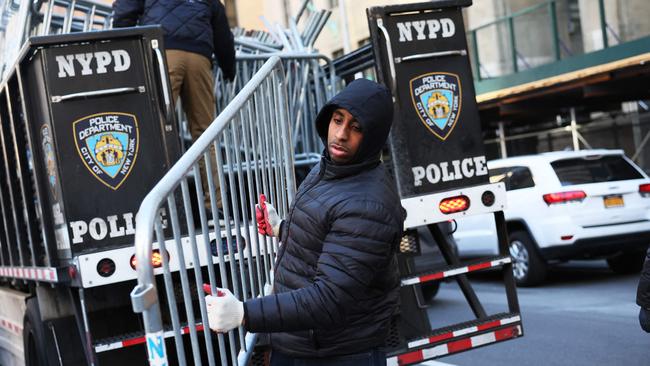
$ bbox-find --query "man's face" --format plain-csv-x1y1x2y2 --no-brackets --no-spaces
327,108,363,164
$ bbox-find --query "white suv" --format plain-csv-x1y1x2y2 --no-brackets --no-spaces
453,149,650,286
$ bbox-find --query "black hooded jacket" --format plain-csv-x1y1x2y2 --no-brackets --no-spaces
243,79,404,357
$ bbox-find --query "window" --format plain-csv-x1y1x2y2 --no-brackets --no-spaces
331,48,344,60
489,166,535,191
358,38,370,47
551,155,643,186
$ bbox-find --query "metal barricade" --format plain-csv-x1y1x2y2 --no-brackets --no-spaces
39,0,112,35
131,56,296,366
212,54,336,169
173,0,338,168
0,0,111,77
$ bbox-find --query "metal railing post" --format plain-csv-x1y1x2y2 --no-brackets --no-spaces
470,30,481,81
508,16,518,72
498,121,507,158
570,107,579,151
549,1,560,61
598,0,608,48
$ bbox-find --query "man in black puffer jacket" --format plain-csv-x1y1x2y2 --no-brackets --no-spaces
637,247,650,332
206,79,404,365
112,0,235,210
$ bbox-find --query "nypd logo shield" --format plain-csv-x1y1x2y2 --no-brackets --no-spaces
73,112,139,190
410,72,462,140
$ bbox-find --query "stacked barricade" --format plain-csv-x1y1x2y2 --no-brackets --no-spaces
175,0,338,168
131,56,295,366
0,0,111,77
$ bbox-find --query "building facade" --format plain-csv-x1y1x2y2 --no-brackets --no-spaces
230,0,650,172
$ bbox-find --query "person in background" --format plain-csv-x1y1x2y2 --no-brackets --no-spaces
205,78,404,366
637,247,650,332
112,0,236,211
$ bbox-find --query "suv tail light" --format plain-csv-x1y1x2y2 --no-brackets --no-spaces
543,190,586,205
439,195,470,214
640,183,650,197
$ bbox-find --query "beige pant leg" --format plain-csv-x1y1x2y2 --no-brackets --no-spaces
165,50,185,105
178,51,222,211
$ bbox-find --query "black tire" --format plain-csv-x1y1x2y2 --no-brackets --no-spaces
508,230,547,287
23,298,49,366
607,251,645,274
420,281,440,300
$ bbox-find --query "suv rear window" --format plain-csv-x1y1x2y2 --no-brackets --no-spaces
489,166,535,191
551,155,643,186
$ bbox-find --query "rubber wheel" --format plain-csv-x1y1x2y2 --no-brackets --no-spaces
23,298,48,366
508,230,546,287
421,281,440,301
607,251,645,274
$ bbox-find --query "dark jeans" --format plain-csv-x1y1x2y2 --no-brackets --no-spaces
270,349,387,366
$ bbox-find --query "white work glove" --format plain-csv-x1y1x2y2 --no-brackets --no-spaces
205,288,244,333
255,194,282,237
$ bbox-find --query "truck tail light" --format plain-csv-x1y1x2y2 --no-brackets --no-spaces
96,258,116,277
439,195,470,214
639,183,650,197
130,250,166,270
543,190,586,205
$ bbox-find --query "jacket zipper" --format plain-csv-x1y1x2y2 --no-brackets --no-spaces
273,165,325,277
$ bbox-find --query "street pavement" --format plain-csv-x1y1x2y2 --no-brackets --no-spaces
421,260,649,366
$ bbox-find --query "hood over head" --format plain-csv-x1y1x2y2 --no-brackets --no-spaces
315,78,394,164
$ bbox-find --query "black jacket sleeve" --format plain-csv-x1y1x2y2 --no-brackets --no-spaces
112,0,144,28
637,247,650,308
243,199,400,333
211,1,236,81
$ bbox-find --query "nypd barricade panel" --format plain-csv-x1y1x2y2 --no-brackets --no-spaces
21,27,181,257
369,3,489,199
367,4,523,363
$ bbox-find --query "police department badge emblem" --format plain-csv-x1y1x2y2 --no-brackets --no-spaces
410,72,462,140
73,112,139,190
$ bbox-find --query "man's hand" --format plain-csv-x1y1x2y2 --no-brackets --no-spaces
255,194,281,237
205,287,244,333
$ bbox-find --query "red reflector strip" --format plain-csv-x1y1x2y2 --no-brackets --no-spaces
467,261,492,271
419,272,444,283
388,324,522,366
427,332,453,344
447,338,472,353
477,320,502,331
397,350,424,365
407,315,520,349
121,337,146,348
0,266,59,283
95,323,207,353
401,257,511,286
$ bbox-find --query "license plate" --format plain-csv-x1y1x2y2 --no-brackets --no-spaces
604,195,624,208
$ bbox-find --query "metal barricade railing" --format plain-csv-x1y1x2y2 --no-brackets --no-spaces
39,0,112,35
0,0,111,77
172,0,338,169
131,56,296,366
212,53,335,168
